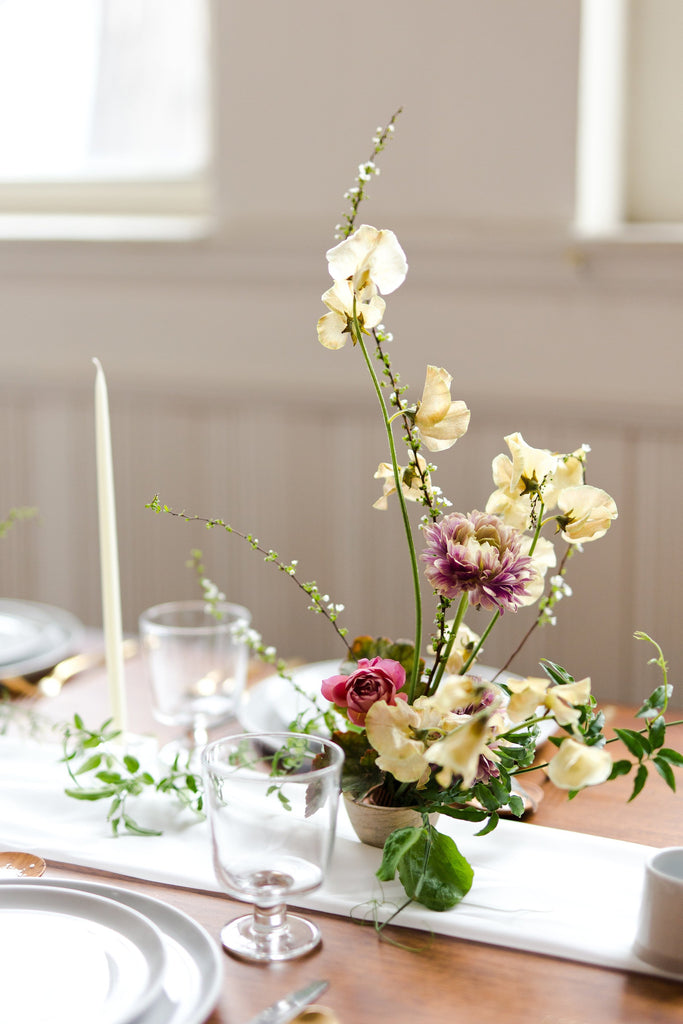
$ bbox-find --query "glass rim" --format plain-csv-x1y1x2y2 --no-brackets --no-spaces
139,599,251,635
201,732,344,780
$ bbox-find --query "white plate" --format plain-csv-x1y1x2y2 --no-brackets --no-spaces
239,660,557,746
0,599,83,678
0,884,166,1024
10,879,223,1024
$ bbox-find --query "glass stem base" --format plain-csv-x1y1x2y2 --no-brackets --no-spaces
220,903,321,962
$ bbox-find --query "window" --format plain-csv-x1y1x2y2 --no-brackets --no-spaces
0,0,211,218
575,0,683,236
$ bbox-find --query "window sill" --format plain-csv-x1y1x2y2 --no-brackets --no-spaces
571,221,683,247
0,213,214,242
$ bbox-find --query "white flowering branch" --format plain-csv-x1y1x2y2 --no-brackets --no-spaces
146,496,352,653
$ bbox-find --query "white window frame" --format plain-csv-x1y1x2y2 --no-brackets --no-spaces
575,0,683,241
0,0,214,241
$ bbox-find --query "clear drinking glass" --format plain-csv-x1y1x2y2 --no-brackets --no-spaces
139,600,251,762
202,732,343,961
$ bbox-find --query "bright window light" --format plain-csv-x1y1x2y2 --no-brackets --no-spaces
0,0,210,183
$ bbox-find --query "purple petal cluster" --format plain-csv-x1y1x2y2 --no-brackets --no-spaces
421,510,534,612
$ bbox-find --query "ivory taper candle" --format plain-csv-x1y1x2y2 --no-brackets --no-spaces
93,358,127,733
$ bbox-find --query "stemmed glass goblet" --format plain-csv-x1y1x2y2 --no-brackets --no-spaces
202,732,343,961
139,600,251,764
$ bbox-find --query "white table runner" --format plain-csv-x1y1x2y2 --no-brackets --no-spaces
0,734,680,982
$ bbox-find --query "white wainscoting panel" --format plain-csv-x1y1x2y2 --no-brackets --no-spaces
1,380,680,709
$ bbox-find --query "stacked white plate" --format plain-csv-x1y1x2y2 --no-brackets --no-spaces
0,879,222,1024
0,599,84,679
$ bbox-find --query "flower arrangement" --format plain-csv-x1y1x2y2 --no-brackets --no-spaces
151,111,682,912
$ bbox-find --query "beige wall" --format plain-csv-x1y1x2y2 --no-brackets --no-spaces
1,2,681,705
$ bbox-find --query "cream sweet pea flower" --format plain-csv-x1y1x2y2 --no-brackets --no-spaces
317,278,386,350
373,455,431,510
517,535,557,607
553,448,587,493
505,676,550,724
444,622,481,675
326,224,408,295
556,486,618,544
485,433,556,530
544,677,592,728
486,436,590,530
546,737,612,790
414,366,470,452
506,432,559,497
425,674,502,717
485,477,533,532
365,699,430,785
428,713,499,789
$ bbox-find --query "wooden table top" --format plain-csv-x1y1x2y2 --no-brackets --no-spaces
11,656,683,1024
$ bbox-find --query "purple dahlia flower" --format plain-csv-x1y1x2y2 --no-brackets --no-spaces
421,510,534,612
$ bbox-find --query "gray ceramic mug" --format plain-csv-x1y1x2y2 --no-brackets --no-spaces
633,847,683,974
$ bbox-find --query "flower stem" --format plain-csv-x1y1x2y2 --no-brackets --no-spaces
427,594,468,696
354,326,423,700
461,610,500,675
145,496,352,652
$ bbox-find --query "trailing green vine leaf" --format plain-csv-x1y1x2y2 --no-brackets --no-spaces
377,821,474,911
62,715,204,837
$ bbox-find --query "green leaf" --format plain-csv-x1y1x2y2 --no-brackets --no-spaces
436,804,488,822
334,729,383,799
123,755,140,773
96,770,124,785
614,728,650,760
396,827,474,911
608,759,633,780
64,786,117,801
653,756,676,792
507,794,525,819
474,812,500,836
657,747,683,766
472,783,500,813
540,660,575,687
73,713,84,730
648,715,666,751
636,685,673,719
376,826,423,882
123,815,162,837
75,754,102,775
628,763,648,802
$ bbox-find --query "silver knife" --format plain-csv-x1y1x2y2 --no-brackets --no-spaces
245,980,329,1024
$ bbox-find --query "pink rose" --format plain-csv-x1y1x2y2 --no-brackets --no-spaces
321,657,407,726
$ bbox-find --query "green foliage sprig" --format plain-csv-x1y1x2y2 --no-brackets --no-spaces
147,494,351,648
0,506,38,538
62,715,204,836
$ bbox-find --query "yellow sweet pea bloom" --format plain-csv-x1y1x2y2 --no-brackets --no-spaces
317,279,385,350
546,737,612,790
506,676,550,724
373,455,431,510
365,699,430,785
517,535,557,607
428,714,499,790
556,486,618,544
414,365,470,453
443,622,480,675
326,224,408,295
544,677,592,728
